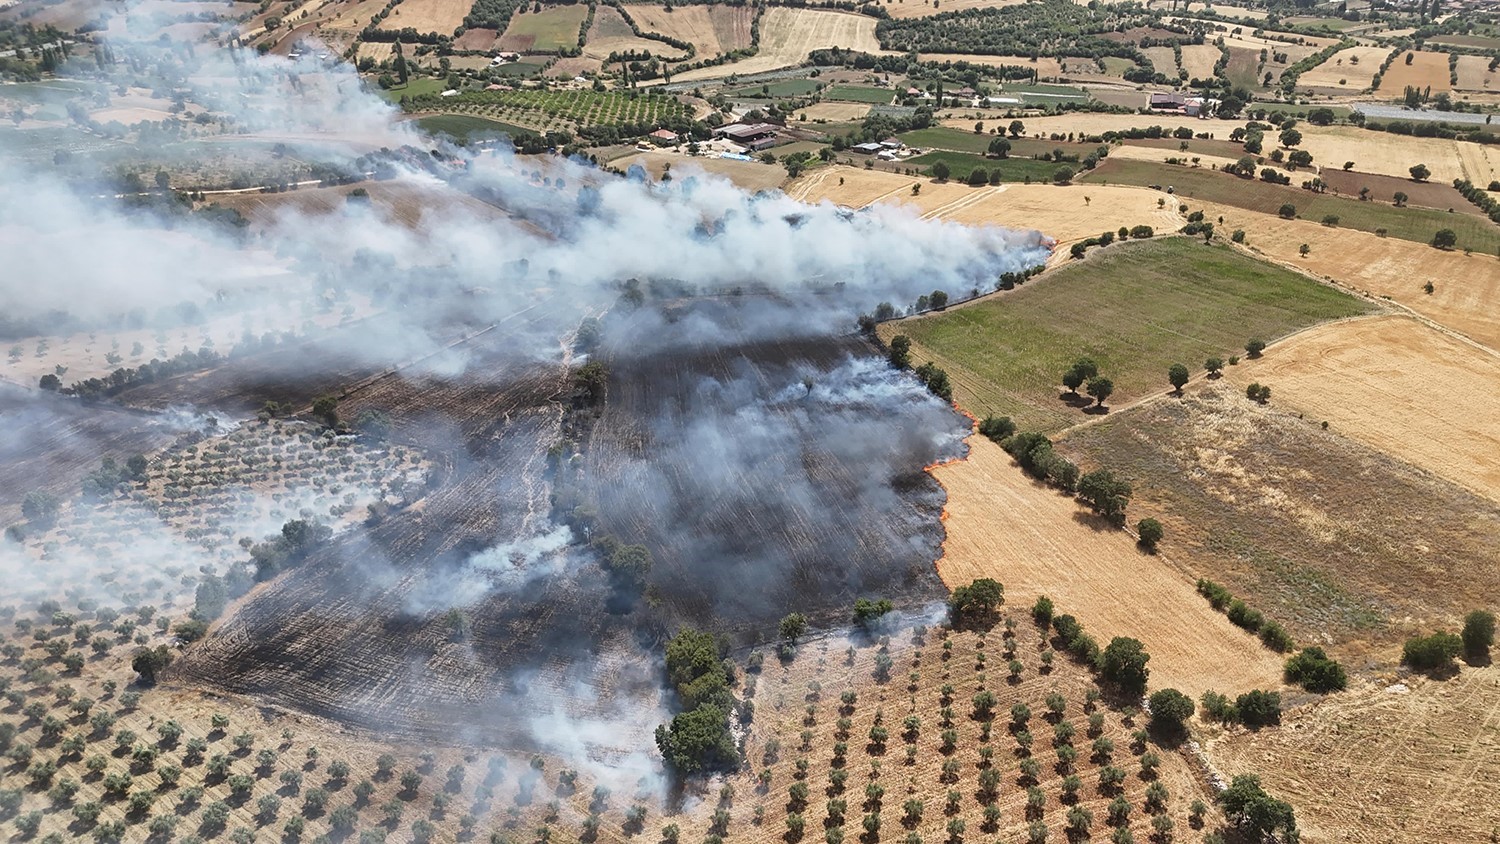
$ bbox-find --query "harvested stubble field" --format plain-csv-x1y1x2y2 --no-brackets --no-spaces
1176,43,1222,80
1060,380,1500,660
1293,124,1500,185
583,4,666,60
788,165,1180,244
1210,664,1500,843
497,3,588,52
1083,158,1500,254
1296,45,1390,90
212,178,515,232
671,8,883,81
879,238,1370,432
626,3,750,60
938,112,1244,140
793,102,872,122
737,617,1226,844
920,54,1064,77
1453,53,1498,91
1375,49,1452,96
614,150,789,193
378,0,470,34
1223,315,1500,505
931,436,1286,697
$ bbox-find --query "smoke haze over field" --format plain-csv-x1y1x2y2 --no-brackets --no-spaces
0,11,1052,784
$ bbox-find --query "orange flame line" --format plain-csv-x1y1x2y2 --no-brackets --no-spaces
924,401,979,568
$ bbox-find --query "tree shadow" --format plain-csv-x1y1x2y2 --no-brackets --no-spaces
1058,392,1092,407
1081,404,1110,416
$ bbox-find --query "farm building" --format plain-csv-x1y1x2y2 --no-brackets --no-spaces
1149,92,1186,111
649,129,679,145
715,123,782,151
879,138,903,150
852,142,885,154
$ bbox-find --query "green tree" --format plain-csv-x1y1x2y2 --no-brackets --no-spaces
1205,357,1224,376
1461,609,1495,659
888,335,911,370
931,161,951,181
1245,338,1266,358
948,578,1003,623
1277,203,1296,219
1135,518,1163,550
1235,689,1281,728
1077,470,1131,521
1100,637,1150,695
1085,376,1113,407
1146,688,1193,732
987,137,1011,158
130,646,172,685
311,395,339,427
1167,363,1189,393
1409,163,1430,181
1432,229,1457,249
1219,775,1296,840
779,613,808,643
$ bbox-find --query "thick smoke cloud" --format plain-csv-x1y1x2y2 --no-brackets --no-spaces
0,12,1050,789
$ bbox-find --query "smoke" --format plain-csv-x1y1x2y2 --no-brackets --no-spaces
0,9,1052,792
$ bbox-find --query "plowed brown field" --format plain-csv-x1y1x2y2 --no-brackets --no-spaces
671,8,882,81
931,435,1286,698
1224,315,1500,504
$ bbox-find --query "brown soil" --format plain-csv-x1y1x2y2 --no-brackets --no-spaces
1317,167,1480,214
1375,50,1453,96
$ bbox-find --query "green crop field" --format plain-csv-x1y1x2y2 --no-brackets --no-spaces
374,77,448,102
898,127,994,154
729,78,821,97
1082,159,1500,254
886,238,1371,432
499,4,587,52
414,114,534,142
824,85,895,104
908,150,1069,183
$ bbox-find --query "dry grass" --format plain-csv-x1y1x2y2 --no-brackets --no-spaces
1143,46,1178,78
1293,124,1495,184
932,435,1287,698
1209,665,1500,843
1177,44,1222,80
583,4,663,60
1375,50,1452,96
792,102,872,122
613,151,789,193
672,8,883,81
1223,315,1500,504
1453,54,1498,91
1060,380,1500,659
939,112,1246,140
627,4,732,59
882,0,1029,18
787,165,1180,244
921,54,1064,77
379,0,469,34
1297,45,1391,90
497,3,588,51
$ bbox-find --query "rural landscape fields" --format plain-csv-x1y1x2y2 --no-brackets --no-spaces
3,0,1500,839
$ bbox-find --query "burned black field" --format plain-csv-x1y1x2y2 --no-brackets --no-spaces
151,308,965,745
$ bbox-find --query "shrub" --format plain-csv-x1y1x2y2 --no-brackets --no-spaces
1099,638,1149,696
1226,600,1263,632
1258,621,1293,653
1461,610,1495,658
977,416,1015,443
1277,203,1296,219
1402,632,1462,671
1284,647,1347,693
1234,690,1281,728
